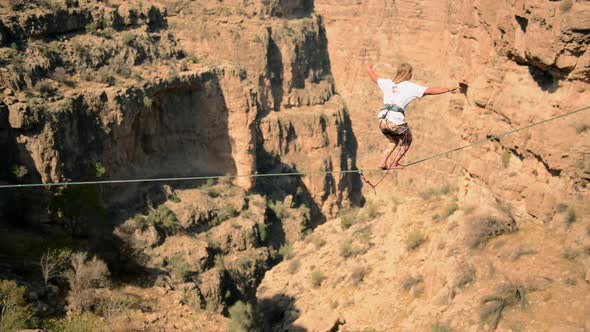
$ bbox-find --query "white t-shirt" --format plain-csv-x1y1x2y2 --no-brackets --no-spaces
376,78,427,124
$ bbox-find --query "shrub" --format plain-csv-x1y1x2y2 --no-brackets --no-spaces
97,66,115,85
562,247,579,261
44,312,107,332
438,183,451,195
12,165,28,180
365,200,378,219
0,280,33,331
444,204,459,219
40,248,72,286
257,223,268,243
501,150,511,168
65,252,110,312
51,67,71,85
431,323,453,332
407,231,425,251
453,265,476,289
95,162,106,178
135,206,179,235
85,22,98,34
167,194,181,203
310,270,326,288
168,255,189,283
465,215,517,249
210,204,239,226
341,215,353,229
227,301,254,332
402,275,423,291
214,255,225,271
35,80,55,96
279,243,293,260
269,201,289,220
99,294,130,328
122,33,135,45
565,207,576,226
351,266,366,286
340,239,361,258
480,283,528,330
187,55,199,64
236,257,253,270
143,96,153,108
288,259,300,274
309,235,326,248
208,188,220,198
79,68,93,82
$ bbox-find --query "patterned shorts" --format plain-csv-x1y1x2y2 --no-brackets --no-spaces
379,120,413,146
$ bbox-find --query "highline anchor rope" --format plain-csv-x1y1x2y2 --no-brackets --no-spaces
1,105,589,190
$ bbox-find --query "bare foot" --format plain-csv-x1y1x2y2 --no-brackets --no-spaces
378,163,388,170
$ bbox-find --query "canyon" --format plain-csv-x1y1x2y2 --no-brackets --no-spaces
0,0,588,331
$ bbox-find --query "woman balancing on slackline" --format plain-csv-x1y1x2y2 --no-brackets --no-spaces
366,63,459,170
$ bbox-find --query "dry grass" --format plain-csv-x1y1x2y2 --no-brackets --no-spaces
288,259,300,274
453,264,476,289
480,283,529,330
351,266,367,286
310,270,326,288
65,252,110,313
340,239,362,258
402,275,423,291
407,230,425,251
465,215,517,249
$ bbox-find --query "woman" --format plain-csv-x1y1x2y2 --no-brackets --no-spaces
366,63,458,170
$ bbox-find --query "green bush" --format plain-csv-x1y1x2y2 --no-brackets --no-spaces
402,275,423,291
208,188,220,198
431,323,453,332
0,280,33,331
85,22,98,34
35,80,55,96
95,162,106,178
227,301,254,332
122,33,135,45
279,243,293,260
269,200,289,220
167,194,181,203
43,312,107,332
143,96,153,108
168,255,189,283
11,165,28,180
309,235,326,248
341,215,353,229
97,66,115,86
257,223,268,243
340,239,361,258
565,207,576,226
501,150,512,168
135,206,179,235
444,204,459,218
310,270,326,288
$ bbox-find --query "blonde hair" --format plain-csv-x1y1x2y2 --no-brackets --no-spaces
392,63,413,83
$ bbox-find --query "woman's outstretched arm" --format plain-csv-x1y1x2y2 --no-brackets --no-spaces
424,86,458,95
366,64,379,84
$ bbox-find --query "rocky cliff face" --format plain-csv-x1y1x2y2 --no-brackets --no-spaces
0,0,360,329
256,1,590,331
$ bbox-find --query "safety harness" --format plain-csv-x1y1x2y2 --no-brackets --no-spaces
361,104,410,194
